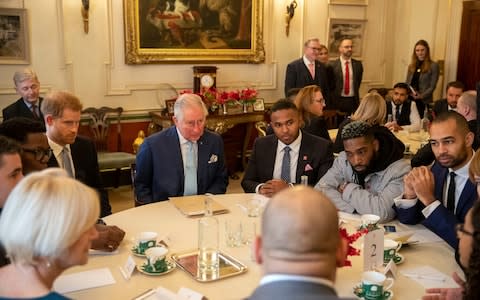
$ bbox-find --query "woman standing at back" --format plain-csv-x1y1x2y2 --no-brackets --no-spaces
406,39,439,116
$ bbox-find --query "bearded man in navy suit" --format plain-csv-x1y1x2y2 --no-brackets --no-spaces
135,93,228,203
394,111,476,249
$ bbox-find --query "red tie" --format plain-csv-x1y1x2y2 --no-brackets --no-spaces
344,61,350,95
308,63,315,78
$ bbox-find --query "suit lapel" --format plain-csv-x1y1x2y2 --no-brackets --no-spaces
434,166,447,201
267,137,279,178
197,134,210,192
167,128,185,193
458,181,476,215
296,135,310,183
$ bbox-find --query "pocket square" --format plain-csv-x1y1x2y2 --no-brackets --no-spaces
304,163,313,171
208,154,218,164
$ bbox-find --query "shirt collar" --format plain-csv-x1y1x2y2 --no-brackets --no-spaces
340,56,350,64
303,55,315,66
176,127,195,145
22,99,38,109
260,274,336,291
277,131,302,153
47,137,71,157
449,150,475,178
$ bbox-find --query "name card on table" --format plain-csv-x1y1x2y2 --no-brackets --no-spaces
363,228,384,271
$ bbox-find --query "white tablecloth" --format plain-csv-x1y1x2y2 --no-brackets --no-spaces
62,193,461,300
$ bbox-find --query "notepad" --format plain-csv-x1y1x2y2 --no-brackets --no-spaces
169,195,229,217
53,268,115,293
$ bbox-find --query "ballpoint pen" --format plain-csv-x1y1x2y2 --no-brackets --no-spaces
133,288,155,300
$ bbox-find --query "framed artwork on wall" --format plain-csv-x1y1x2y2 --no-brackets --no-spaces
327,18,366,58
164,98,176,116
328,0,368,5
0,8,29,64
123,0,265,64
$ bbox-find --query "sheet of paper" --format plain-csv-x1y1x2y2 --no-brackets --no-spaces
53,268,115,294
409,229,443,244
401,266,460,289
178,287,204,300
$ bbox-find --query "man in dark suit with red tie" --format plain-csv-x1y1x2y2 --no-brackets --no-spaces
284,38,332,108
329,38,363,115
2,69,44,125
394,111,476,249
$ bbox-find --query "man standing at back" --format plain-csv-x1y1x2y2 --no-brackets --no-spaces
394,111,476,248
2,69,44,125
284,38,332,107
249,186,348,300
330,38,363,115
42,90,112,217
135,93,228,203
242,100,333,197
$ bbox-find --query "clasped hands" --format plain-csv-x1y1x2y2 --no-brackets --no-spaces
403,166,436,206
259,179,290,198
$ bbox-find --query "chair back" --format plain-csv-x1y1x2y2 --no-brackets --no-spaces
323,109,340,129
82,107,123,152
255,121,268,137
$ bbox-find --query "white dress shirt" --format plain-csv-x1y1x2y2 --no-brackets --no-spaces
48,138,76,177
176,128,198,170
391,101,421,132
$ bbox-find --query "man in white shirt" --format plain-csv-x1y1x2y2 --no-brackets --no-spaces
249,186,348,300
241,100,333,197
394,111,476,249
385,82,421,132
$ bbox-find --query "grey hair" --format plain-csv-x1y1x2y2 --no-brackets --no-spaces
173,93,208,121
341,120,372,140
304,38,320,47
459,91,477,111
13,68,39,86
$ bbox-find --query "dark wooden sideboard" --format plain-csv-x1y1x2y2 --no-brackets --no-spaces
149,111,265,177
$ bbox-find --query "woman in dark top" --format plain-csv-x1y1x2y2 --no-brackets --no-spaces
333,92,386,153
294,85,330,140
406,40,439,116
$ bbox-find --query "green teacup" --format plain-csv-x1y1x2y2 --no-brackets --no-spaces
362,271,394,300
144,246,168,273
134,231,157,255
383,239,402,265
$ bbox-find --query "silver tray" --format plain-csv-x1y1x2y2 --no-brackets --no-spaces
171,249,247,282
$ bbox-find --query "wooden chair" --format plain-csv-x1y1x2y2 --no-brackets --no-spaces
82,107,136,188
323,109,340,129
254,121,268,137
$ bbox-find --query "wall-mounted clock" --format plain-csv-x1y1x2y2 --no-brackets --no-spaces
193,66,217,93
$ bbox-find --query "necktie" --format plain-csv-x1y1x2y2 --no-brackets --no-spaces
281,146,291,183
183,141,197,196
447,172,456,212
344,61,350,95
395,105,401,122
62,147,74,178
308,63,315,78
31,104,39,119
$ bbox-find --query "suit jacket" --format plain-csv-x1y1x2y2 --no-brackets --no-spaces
2,97,45,125
135,127,228,203
48,136,111,217
386,100,412,126
241,131,334,192
394,162,476,248
248,280,342,300
432,99,449,117
330,58,363,102
284,58,332,107
406,61,440,104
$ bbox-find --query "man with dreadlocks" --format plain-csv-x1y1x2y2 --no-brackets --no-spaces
315,121,410,222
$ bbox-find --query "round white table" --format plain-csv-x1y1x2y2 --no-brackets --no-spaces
63,193,461,299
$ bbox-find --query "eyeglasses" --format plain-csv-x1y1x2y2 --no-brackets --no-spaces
308,47,321,51
314,98,326,105
22,147,53,161
456,223,475,237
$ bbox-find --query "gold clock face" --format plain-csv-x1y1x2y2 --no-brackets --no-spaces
200,74,214,88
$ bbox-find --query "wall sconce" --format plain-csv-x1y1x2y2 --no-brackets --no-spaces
285,0,297,37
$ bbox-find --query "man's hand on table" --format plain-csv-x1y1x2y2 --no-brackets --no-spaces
91,224,126,252
385,121,403,132
259,179,289,198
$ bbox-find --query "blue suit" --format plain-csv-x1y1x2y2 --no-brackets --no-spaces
395,162,476,248
135,127,228,203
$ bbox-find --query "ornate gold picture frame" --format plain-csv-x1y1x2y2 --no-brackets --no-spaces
0,8,30,64
123,0,265,64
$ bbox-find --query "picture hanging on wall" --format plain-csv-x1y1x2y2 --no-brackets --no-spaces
328,0,368,5
0,8,29,64
123,0,265,64
327,18,366,58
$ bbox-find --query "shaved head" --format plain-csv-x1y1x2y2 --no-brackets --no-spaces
257,186,342,279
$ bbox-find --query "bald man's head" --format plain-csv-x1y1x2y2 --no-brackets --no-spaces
260,186,340,273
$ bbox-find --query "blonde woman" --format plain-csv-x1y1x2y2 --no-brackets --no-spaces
294,85,330,141
0,168,99,299
333,92,387,152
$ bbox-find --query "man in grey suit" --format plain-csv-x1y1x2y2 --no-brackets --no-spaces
249,186,349,300
241,100,333,197
330,38,363,114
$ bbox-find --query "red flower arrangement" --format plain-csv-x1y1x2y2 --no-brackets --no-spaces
179,88,258,112
339,227,369,267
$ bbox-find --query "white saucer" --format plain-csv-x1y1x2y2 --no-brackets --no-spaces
353,282,394,300
137,259,175,276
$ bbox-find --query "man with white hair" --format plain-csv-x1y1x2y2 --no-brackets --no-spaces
3,68,44,125
135,93,228,203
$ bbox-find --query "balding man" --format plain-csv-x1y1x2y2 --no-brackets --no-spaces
135,93,228,203
249,186,348,300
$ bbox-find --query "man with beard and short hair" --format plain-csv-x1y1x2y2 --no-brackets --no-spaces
385,82,421,132
316,121,410,222
394,111,476,248
432,81,465,117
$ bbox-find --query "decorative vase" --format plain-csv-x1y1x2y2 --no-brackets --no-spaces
242,103,248,113
222,104,228,115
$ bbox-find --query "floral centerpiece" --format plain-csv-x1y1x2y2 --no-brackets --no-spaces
179,88,258,114
339,227,369,267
